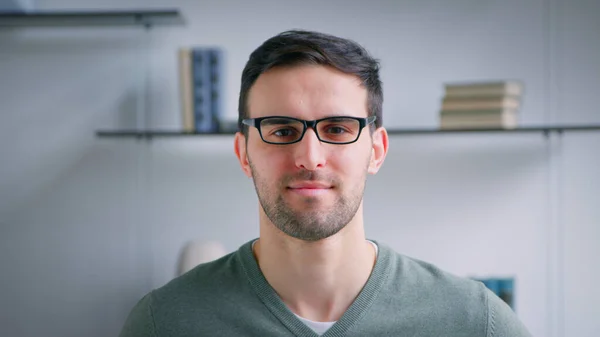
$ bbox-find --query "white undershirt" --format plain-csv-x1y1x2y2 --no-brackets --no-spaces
294,315,337,335
252,239,379,335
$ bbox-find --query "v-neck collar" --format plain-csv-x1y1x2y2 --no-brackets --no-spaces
237,238,392,337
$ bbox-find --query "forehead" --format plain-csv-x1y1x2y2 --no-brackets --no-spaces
247,65,368,120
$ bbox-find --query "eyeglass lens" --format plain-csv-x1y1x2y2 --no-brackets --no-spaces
260,117,361,144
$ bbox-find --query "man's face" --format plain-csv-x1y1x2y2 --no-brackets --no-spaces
236,65,384,242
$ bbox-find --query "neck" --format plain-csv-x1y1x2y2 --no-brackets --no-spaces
253,204,376,322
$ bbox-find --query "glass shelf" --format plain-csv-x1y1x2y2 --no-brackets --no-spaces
0,9,184,27
95,125,600,139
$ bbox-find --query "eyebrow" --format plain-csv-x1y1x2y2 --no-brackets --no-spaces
324,116,356,122
261,118,298,125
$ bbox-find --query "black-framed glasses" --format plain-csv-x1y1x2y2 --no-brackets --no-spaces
242,115,376,145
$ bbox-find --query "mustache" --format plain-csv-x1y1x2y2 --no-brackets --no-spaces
282,170,338,186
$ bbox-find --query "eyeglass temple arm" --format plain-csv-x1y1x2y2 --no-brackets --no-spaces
242,119,257,127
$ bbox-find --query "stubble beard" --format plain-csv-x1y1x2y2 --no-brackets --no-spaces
249,159,368,242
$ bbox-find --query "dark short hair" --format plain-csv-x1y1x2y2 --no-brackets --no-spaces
238,29,383,135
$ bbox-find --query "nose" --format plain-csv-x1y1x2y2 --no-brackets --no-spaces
294,128,326,171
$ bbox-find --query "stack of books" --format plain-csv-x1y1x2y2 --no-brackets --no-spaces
178,47,224,133
439,81,524,130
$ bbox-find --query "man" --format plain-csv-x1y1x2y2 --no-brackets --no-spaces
119,30,532,337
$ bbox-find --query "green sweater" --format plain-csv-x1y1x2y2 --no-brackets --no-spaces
119,239,531,337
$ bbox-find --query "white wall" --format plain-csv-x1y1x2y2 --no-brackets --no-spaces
0,0,598,336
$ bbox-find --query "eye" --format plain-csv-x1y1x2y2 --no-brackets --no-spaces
273,128,298,137
324,125,349,134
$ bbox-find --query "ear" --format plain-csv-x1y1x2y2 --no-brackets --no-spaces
234,132,253,178
368,127,389,175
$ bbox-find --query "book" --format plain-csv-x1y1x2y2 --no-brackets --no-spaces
191,48,215,132
178,49,194,132
208,48,223,132
444,80,524,98
440,110,518,129
439,108,517,116
178,47,224,133
438,80,524,129
441,96,520,111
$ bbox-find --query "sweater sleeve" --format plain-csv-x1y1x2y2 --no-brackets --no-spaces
119,292,158,337
485,287,532,337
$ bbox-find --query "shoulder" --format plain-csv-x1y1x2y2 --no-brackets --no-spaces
378,242,485,302
119,291,157,337
119,251,245,337
151,250,242,304
375,242,531,336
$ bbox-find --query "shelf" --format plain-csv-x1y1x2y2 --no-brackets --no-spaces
0,9,184,27
385,125,600,135
97,130,235,138
96,125,600,139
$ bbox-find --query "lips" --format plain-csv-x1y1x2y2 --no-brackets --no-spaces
287,181,332,189
286,182,332,197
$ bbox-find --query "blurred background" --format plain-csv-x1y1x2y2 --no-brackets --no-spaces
0,0,598,336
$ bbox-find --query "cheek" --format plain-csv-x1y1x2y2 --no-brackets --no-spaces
329,149,369,178
250,146,288,178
